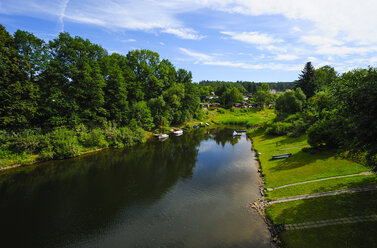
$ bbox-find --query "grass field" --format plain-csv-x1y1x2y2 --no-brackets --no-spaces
250,133,371,188
248,124,377,248
266,174,377,200
266,190,377,224
210,108,275,126
280,222,377,248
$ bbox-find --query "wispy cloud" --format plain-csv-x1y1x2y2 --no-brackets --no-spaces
275,54,299,61
221,31,283,45
179,48,212,61
162,27,205,40
58,0,70,32
180,47,301,71
300,36,344,46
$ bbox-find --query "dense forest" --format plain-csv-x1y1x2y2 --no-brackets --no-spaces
0,24,203,161
0,24,202,130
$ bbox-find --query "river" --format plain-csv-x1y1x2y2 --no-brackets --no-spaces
0,127,270,248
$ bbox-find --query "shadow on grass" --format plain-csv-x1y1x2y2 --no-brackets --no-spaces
275,135,307,147
280,221,377,248
269,150,335,172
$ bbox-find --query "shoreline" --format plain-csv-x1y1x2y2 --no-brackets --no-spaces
251,146,284,248
0,147,109,172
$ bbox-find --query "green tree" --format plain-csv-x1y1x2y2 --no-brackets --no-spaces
129,101,154,130
0,25,39,128
254,83,272,108
100,54,129,124
39,33,107,126
220,87,243,108
275,88,306,115
295,61,315,98
13,30,48,83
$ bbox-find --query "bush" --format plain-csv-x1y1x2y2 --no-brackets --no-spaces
266,122,293,136
79,128,108,148
9,129,41,154
217,108,225,114
49,127,80,159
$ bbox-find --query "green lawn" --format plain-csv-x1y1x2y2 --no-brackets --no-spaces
280,222,377,248
210,108,275,127
250,134,371,188
266,190,377,224
266,174,377,200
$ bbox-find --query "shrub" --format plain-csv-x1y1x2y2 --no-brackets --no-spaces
266,122,293,136
9,129,41,154
79,128,108,148
217,108,225,114
49,127,80,159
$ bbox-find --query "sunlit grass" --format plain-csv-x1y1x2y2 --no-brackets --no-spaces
250,134,371,188
266,190,377,224
266,174,377,200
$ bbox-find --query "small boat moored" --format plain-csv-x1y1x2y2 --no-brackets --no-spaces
232,131,242,136
236,129,247,132
157,133,169,140
173,129,183,136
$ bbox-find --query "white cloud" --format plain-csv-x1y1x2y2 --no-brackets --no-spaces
300,36,344,46
275,54,299,61
124,39,136,42
316,45,377,56
162,28,205,40
179,48,212,61
180,47,301,71
221,31,283,45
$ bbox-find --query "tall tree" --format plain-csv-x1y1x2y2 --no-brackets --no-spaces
0,25,39,128
296,62,315,98
100,54,129,125
13,30,48,83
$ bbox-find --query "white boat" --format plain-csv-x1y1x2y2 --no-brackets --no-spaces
157,133,169,139
232,131,241,136
173,129,183,136
156,119,169,141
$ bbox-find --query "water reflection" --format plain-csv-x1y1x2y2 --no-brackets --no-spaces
0,128,269,248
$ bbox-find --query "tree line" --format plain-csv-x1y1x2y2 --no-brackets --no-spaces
198,80,294,94
0,24,202,131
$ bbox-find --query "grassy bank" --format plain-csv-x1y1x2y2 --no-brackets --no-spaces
248,128,377,247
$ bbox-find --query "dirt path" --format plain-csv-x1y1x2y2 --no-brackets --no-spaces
284,215,377,230
267,171,374,191
268,184,377,204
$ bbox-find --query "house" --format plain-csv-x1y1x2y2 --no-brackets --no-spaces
211,102,221,108
233,102,248,109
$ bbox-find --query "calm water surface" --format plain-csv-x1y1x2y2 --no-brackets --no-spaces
0,128,270,248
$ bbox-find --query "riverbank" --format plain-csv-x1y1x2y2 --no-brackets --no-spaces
0,108,274,171
248,128,377,247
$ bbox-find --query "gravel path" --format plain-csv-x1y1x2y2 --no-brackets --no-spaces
284,215,377,230
267,171,374,191
268,184,377,204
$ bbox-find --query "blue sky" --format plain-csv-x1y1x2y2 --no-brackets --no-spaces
1,0,377,82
